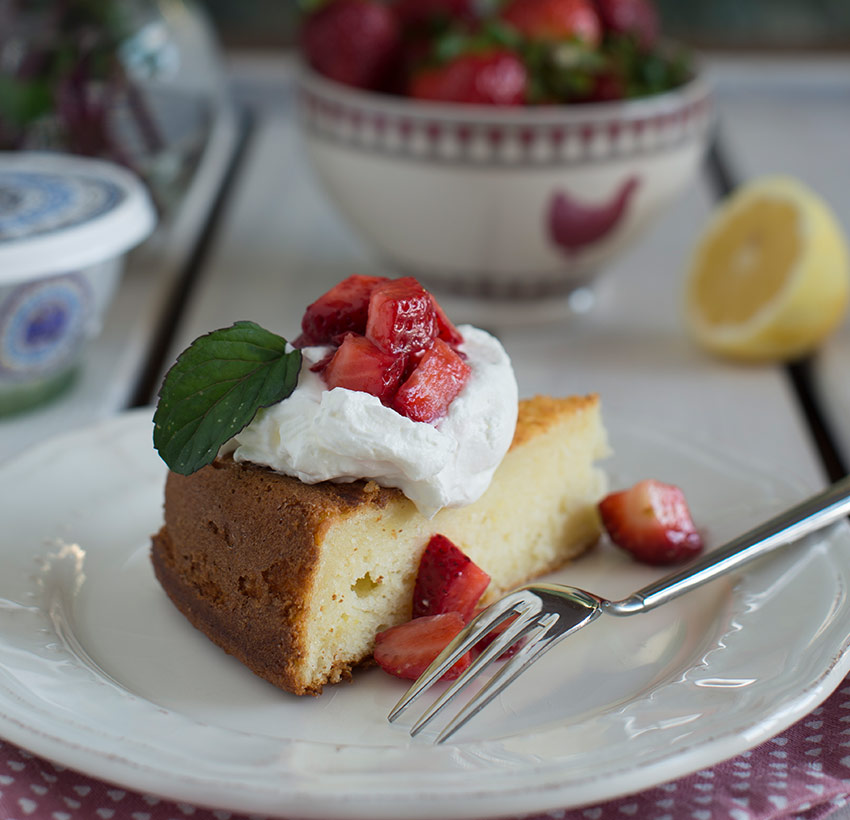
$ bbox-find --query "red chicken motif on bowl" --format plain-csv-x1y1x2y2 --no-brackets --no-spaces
547,175,640,255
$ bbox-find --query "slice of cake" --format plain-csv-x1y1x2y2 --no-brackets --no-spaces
150,275,609,695
151,393,608,695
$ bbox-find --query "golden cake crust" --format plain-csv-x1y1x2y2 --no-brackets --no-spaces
151,461,399,693
151,394,605,695
509,393,599,449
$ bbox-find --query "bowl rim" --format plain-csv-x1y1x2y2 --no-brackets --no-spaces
294,46,711,126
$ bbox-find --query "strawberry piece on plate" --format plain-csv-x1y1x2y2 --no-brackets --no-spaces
501,0,601,45
298,274,388,347
473,612,526,660
393,338,471,423
598,479,703,565
413,534,491,620
409,50,528,105
322,333,405,402
373,612,472,680
366,277,437,355
301,0,402,90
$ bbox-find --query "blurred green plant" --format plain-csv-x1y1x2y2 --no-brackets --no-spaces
1,0,229,215
0,0,168,166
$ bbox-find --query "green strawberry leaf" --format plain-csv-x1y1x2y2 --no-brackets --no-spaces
430,19,523,66
153,321,302,475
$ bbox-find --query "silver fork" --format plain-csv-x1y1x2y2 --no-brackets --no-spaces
388,474,850,743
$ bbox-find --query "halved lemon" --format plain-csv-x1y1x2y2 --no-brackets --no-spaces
685,176,849,362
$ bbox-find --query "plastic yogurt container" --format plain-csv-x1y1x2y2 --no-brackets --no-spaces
0,153,156,415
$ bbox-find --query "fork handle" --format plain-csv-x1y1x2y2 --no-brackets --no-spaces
604,474,850,616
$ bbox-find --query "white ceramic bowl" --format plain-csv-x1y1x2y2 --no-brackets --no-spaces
296,58,712,318
0,153,155,415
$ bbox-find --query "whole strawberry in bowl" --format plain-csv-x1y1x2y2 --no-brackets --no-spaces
300,0,402,91
296,0,712,323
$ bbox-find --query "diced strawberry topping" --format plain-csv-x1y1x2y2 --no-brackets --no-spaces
308,348,336,373
413,534,491,621
430,295,464,346
393,338,471,423
321,333,406,402
299,274,470,423
366,277,437,355
373,612,472,681
400,347,427,382
598,479,703,566
298,274,388,347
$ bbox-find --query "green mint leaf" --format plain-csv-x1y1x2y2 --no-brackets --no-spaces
153,321,302,476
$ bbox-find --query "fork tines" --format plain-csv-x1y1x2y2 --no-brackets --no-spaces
387,589,552,743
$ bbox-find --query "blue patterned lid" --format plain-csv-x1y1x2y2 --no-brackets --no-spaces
0,152,156,283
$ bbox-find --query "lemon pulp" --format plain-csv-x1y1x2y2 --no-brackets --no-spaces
686,176,849,362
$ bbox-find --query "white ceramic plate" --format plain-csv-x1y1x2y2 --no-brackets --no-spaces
1,410,849,820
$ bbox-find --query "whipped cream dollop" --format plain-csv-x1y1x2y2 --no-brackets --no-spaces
229,325,518,518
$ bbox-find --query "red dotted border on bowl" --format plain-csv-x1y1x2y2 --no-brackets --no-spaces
298,86,713,167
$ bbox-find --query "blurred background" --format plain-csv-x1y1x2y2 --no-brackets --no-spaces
1,0,847,416
199,0,850,50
